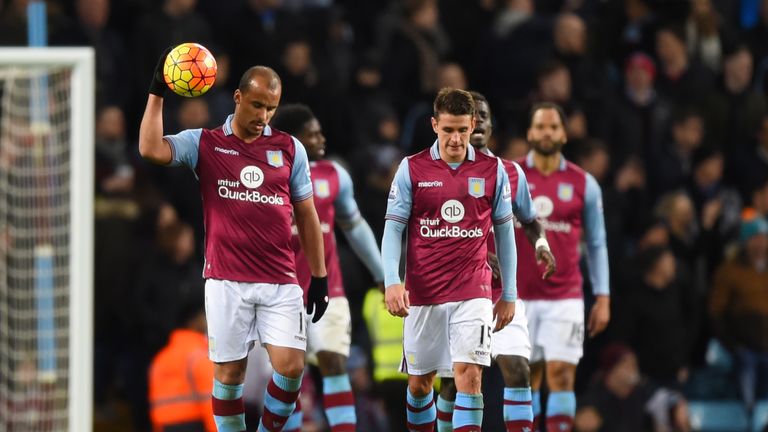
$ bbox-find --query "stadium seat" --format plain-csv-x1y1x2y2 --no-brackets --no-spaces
688,400,749,431
753,400,768,432
705,339,733,370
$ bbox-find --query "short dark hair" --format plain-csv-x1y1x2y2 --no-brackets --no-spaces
529,102,567,128
536,59,568,83
238,66,281,93
469,90,491,114
270,104,315,135
670,107,702,126
433,88,475,118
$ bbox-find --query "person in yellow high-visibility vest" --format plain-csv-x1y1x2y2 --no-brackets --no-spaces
363,288,408,432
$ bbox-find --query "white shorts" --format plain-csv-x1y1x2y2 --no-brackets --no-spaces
490,299,532,360
525,299,584,364
205,279,306,363
306,297,352,364
401,298,493,377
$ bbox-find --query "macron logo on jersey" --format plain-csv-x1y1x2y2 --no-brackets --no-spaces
214,146,239,156
417,180,443,188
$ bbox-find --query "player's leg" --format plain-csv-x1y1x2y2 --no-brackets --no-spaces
528,362,545,432
544,360,577,432
449,298,493,432
537,299,585,432
312,297,356,432
492,300,534,432
402,304,450,431
408,372,438,432
206,279,257,432
437,377,457,432
255,283,308,432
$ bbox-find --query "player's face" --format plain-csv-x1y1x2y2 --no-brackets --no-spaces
298,118,326,161
233,77,281,139
471,100,492,149
528,108,567,156
432,113,476,163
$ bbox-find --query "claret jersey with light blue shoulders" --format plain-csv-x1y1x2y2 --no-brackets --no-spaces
163,114,313,284
384,142,515,305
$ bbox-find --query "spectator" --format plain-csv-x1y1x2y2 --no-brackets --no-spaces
655,25,714,107
730,114,768,199
614,247,696,388
575,343,690,432
709,215,768,412
148,302,215,432
704,45,767,153
685,0,729,74
601,52,673,168
649,109,705,197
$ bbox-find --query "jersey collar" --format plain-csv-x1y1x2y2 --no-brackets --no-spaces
223,114,272,137
430,140,476,161
526,150,566,171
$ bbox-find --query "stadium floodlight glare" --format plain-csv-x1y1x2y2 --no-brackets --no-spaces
0,47,94,432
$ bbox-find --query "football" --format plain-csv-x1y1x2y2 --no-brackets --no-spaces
163,42,217,97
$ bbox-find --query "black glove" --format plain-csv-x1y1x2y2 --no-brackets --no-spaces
307,276,329,323
148,46,174,97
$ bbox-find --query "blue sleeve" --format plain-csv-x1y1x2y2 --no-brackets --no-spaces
494,220,518,302
384,158,412,224
290,137,314,201
492,158,514,224
584,173,610,296
164,128,202,169
512,163,537,223
382,219,406,286
332,161,361,223
332,162,384,282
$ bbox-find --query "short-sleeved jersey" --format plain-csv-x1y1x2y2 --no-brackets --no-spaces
386,143,514,306
291,160,360,301
490,158,537,302
515,152,606,300
164,115,313,284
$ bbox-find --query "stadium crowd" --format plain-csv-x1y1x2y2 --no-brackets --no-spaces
2,0,768,430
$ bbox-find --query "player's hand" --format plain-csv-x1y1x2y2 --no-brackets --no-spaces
384,283,409,317
149,46,174,97
493,300,515,332
307,276,329,323
536,246,556,279
587,295,610,338
487,252,501,280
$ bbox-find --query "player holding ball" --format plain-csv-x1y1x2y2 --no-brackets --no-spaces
139,43,329,432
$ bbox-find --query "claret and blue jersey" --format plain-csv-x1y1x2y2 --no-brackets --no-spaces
163,114,313,285
515,151,610,300
384,142,516,305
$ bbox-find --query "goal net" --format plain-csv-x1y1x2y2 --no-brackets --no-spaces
0,48,94,432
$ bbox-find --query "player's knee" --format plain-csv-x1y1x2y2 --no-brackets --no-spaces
408,377,435,397
317,351,347,376
454,365,483,393
214,362,247,385
547,362,575,390
439,378,457,400
498,355,530,388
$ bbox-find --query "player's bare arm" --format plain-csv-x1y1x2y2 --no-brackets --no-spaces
521,219,556,278
588,295,610,338
294,197,326,278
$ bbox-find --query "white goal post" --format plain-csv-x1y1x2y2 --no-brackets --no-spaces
0,47,94,432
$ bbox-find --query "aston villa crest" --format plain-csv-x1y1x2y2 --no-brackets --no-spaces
267,150,283,167
468,177,485,198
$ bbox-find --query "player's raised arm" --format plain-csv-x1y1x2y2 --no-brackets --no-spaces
139,47,175,165
333,162,385,286
381,158,412,317
583,173,610,337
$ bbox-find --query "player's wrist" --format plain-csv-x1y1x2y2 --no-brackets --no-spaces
535,237,550,251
